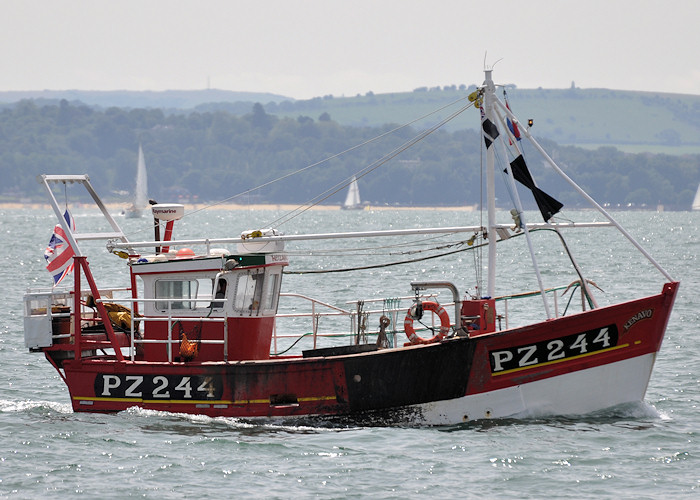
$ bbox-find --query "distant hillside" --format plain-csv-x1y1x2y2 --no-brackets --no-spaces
2,85,700,154
260,86,700,154
0,98,698,210
0,89,290,110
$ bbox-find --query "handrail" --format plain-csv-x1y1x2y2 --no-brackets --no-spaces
272,293,451,355
272,283,593,354
34,281,588,360
280,292,352,314
495,285,569,301
95,296,229,362
495,286,567,329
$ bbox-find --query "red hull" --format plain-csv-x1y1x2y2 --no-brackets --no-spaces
467,282,678,396
57,282,678,424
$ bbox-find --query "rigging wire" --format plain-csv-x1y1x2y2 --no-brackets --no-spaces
184,95,472,219
263,100,477,229
283,238,484,275
283,230,533,275
282,232,471,257
118,94,474,242
285,240,473,261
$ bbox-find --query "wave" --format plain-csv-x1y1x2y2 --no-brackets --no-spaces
0,398,73,414
122,406,348,435
437,401,666,433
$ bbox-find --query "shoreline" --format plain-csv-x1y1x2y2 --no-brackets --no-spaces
0,202,478,212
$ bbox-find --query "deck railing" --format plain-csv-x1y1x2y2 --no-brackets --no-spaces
26,281,587,360
122,298,228,362
272,292,442,355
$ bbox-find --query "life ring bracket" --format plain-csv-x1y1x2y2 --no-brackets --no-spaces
403,301,451,345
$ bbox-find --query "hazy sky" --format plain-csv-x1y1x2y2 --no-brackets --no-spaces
4,0,700,99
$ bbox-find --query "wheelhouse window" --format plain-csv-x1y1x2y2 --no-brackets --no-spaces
233,270,264,314
231,269,282,315
155,279,207,311
263,271,281,311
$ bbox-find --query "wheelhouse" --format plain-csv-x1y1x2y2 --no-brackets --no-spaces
130,252,288,363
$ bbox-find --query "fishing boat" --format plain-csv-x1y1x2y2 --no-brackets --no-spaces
341,175,364,210
124,144,148,218
23,69,678,426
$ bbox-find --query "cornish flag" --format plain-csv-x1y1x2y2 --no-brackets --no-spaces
44,210,76,286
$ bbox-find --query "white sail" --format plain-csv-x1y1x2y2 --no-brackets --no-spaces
125,145,148,218
343,176,362,209
692,183,700,210
134,144,148,209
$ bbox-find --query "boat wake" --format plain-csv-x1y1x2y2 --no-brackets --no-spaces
0,397,666,436
116,400,666,434
122,406,348,434
0,398,73,415
438,401,665,432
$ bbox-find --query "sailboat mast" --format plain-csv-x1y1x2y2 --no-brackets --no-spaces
483,70,497,298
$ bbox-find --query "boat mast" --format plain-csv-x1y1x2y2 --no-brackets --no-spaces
483,70,498,299
483,70,552,317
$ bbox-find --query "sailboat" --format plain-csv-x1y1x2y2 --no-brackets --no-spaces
124,144,148,218
692,183,700,210
22,68,678,426
341,176,364,210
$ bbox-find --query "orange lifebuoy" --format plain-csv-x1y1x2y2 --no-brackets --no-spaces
404,301,451,345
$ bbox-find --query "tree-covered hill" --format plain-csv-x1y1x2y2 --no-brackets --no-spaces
5,85,699,153
0,98,698,210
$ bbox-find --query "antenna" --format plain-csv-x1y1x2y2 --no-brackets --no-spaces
483,53,504,71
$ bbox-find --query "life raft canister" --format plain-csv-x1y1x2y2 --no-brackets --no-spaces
403,301,451,345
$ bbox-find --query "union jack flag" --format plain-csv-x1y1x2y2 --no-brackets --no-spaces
504,94,521,146
44,210,76,286
506,102,521,142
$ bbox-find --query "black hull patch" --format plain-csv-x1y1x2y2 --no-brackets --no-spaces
342,338,474,412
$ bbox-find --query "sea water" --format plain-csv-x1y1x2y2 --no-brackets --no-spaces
0,207,698,498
